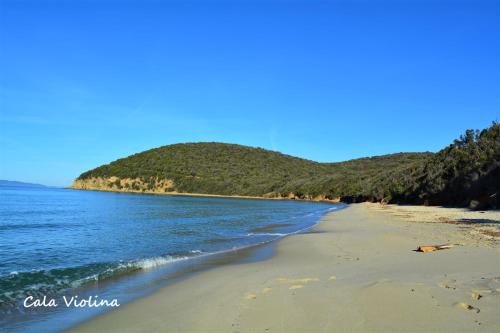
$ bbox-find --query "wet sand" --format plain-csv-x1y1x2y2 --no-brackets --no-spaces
69,203,500,332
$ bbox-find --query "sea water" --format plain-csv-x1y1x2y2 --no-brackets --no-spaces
0,184,343,332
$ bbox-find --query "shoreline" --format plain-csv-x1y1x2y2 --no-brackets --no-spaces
67,186,341,203
4,231,289,333
69,203,500,332
2,195,341,333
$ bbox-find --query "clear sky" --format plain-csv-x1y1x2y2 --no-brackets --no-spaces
0,0,499,186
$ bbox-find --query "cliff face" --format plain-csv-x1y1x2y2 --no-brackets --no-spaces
71,176,175,194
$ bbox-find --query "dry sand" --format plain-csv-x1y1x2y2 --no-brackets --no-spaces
69,203,500,333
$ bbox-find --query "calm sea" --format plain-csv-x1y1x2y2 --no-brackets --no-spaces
0,184,343,332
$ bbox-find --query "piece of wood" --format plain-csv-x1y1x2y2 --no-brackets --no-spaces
416,244,455,252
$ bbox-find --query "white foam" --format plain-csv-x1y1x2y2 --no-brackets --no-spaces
247,232,287,237
131,255,189,270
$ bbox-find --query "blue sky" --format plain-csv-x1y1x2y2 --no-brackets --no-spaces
1,0,499,186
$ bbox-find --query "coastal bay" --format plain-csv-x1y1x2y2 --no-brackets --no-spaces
0,186,338,332
70,203,500,332
2,0,498,331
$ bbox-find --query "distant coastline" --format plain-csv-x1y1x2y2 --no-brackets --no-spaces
0,180,48,188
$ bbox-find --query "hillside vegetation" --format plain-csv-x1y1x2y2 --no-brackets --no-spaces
73,122,500,209
387,123,500,208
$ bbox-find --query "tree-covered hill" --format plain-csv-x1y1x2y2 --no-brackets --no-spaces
76,143,428,197
77,143,331,196
386,122,500,208
73,122,500,209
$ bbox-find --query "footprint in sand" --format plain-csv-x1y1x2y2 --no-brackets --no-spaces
297,278,319,283
262,287,272,294
274,277,320,292
438,281,457,290
289,285,304,290
244,293,257,300
456,302,480,313
471,292,482,300
276,277,320,284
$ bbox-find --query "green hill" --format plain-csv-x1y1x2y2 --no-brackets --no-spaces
387,122,500,208
72,122,500,209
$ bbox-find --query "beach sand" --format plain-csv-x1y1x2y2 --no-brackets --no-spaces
69,203,500,332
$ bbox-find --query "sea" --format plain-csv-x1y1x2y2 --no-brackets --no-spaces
0,184,344,332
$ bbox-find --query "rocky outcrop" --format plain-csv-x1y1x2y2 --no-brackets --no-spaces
71,177,175,194
71,178,342,203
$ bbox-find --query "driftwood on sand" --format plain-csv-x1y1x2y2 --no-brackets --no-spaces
415,244,457,252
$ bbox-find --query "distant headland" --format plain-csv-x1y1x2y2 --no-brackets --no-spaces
0,180,47,188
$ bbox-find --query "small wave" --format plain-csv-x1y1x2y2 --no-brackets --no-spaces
170,229,201,236
246,232,287,237
130,256,189,270
202,237,242,244
0,254,191,312
0,222,81,231
328,205,343,211
248,223,293,233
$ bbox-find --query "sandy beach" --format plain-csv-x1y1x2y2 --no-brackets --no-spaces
69,203,500,333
